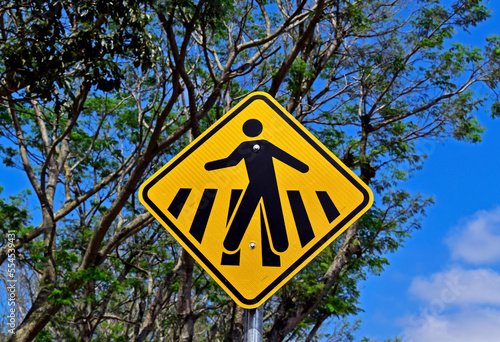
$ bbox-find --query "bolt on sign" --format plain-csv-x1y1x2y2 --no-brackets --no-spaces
139,92,373,308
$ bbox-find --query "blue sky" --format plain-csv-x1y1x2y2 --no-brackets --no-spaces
354,3,500,341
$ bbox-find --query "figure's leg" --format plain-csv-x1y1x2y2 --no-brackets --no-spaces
260,205,280,266
221,250,240,266
221,189,244,266
223,188,260,252
263,189,289,253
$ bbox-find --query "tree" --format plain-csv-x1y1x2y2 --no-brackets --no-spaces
0,0,499,341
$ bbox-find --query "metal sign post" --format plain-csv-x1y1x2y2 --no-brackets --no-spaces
244,305,263,342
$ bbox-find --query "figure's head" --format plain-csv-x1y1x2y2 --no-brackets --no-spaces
243,119,263,137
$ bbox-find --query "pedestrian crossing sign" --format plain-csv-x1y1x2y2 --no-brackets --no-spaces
139,92,373,308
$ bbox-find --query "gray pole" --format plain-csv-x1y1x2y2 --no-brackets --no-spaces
244,305,263,342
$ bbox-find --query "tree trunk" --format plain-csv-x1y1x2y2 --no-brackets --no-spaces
224,304,244,342
175,248,196,342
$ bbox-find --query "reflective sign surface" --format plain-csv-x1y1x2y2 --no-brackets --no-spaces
139,92,373,308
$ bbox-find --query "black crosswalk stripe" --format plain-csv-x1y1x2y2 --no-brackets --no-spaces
287,190,315,247
168,188,192,218
227,189,243,224
316,191,340,223
167,188,340,264
189,189,218,243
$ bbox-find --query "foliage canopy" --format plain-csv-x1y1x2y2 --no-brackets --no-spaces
0,0,498,341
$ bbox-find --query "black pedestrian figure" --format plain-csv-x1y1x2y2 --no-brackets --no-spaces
205,119,309,262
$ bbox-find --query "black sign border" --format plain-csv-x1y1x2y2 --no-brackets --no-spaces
142,94,371,306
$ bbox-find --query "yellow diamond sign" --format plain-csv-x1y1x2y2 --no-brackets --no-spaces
139,92,373,308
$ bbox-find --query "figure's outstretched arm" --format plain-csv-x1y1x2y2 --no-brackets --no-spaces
270,144,309,173
205,149,243,171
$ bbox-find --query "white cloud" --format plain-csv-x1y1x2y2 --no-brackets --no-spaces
446,206,500,264
401,267,500,341
398,208,500,341
409,267,500,306
401,308,500,342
